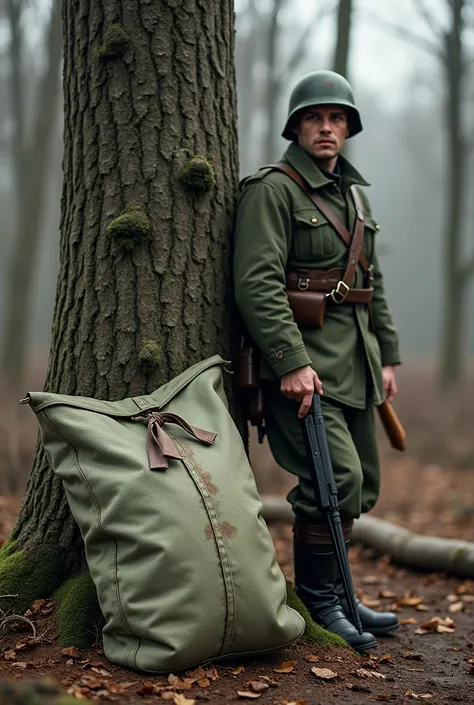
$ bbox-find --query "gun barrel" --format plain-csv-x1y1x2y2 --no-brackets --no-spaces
302,396,363,635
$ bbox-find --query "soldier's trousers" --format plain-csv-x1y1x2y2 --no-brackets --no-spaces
264,385,380,523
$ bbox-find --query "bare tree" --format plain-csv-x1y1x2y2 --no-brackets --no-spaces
363,0,474,387
333,0,353,78
0,0,62,387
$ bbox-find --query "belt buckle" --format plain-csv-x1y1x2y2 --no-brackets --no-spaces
298,277,309,291
330,280,350,304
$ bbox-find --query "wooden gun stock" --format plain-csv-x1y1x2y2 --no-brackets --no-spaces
377,401,406,451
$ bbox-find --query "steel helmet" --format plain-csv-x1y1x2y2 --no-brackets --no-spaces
282,70,363,140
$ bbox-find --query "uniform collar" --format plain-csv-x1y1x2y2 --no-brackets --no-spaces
281,141,370,191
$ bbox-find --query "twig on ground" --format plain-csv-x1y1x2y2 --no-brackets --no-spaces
0,614,37,638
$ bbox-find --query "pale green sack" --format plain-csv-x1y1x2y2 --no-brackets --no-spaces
25,355,305,673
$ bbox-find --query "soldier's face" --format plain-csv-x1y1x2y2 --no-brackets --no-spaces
294,106,350,162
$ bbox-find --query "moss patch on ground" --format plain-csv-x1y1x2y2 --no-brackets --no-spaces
0,542,65,614
286,584,348,648
54,571,103,649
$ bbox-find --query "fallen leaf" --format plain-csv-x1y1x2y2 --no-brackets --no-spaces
379,590,397,599
455,581,473,595
185,667,207,682
4,650,16,661
378,654,392,664
62,646,82,659
405,691,434,700
415,604,429,611
205,666,219,681
168,674,192,690
232,666,245,675
274,661,297,674
449,648,462,652
355,668,386,679
278,701,308,705
91,667,111,677
362,597,381,608
311,667,337,680
362,575,381,585
237,691,262,699
197,678,210,688
173,695,195,705
400,617,418,625
399,595,424,607
78,675,103,689
261,676,278,687
31,599,47,612
11,662,28,669
305,655,319,663
247,681,269,693
449,601,464,614
404,652,423,661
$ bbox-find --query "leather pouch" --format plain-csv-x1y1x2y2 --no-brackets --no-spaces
286,289,327,328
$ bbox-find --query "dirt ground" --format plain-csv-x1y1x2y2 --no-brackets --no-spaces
1,463,474,705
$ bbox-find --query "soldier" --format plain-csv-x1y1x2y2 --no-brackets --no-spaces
233,70,401,652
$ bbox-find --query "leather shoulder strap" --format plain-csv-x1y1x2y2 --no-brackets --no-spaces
269,162,370,273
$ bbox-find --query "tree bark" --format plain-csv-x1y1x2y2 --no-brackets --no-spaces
439,0,467,387
6,0,239,590
0,0,62,386
333,0,353,78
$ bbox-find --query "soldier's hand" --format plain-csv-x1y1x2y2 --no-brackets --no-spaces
382,365,398,403
280,365,323,419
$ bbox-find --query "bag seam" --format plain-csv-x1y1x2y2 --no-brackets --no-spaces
41,410,141,669
172,434,236,655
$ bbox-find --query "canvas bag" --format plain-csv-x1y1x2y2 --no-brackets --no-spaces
23,355,305,673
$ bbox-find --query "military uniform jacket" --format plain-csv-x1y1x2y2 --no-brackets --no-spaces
233,142,401,409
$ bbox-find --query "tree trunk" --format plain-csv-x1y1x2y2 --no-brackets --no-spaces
261,496,474,578
0,0,62,386
332,0,353,78
6,0,25,220
263,0,283,164
438,0,466,387
0,0,239,633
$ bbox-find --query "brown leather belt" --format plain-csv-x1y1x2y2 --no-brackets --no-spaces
287,268,374,304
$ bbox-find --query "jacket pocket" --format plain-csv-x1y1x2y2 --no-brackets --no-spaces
292,209,336,260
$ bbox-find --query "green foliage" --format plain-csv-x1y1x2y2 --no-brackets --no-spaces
106,206,150,253
97,25,129,61
138,339,163,369
286,584,348,648
53,571,103,649
0,542,65,613
179,156,216,193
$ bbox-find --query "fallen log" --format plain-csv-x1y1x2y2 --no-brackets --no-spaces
261,495,474,579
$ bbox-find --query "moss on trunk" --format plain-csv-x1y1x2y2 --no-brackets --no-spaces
53,572,103,648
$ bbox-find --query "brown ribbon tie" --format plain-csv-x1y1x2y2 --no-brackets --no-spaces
139,411,216,470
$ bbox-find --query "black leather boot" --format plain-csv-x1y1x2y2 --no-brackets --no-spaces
293,522,377,653
335,540,399,635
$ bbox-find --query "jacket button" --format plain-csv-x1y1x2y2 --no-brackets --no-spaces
375,224,380,230
311,217,318,223
275,351,283,360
